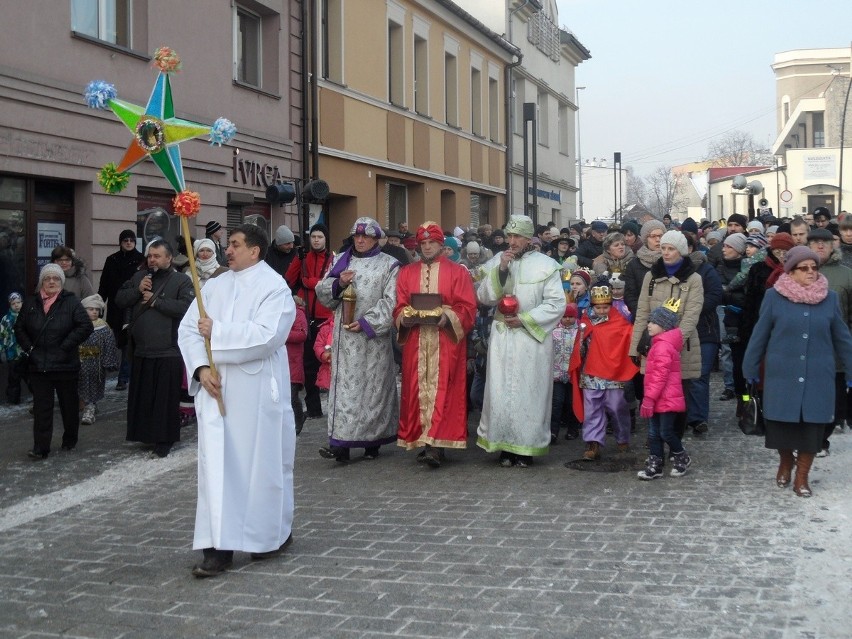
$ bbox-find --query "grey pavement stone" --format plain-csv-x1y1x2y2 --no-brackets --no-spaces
1,376,851,638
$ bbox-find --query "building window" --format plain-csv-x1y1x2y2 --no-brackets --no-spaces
445,52,458,127
414,34,429,114
782,99,790,125
232,3,280,94
558,102,569,154
385,182,408,231
470,193,491,227
489,76,499,142
71,0,132,47
321,0,343,83
388,19,405,106
235,7,261,87
513,78,524,136
813,112,825,148
537,90,549,145
471,67,482,136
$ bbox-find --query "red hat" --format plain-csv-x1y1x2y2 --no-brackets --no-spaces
564,303,579,318
416,222,445,244
402,236,417,250
769,232,795,251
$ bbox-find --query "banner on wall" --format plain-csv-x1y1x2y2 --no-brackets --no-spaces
803,154,837,181
36,221,66,270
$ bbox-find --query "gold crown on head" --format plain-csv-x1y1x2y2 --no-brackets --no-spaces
662,297,681,314
589,285,612,305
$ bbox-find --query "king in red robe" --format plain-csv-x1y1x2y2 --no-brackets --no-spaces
394,223,477,467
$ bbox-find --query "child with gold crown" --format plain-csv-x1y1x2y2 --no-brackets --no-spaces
568,283,639,461
637,298,691,480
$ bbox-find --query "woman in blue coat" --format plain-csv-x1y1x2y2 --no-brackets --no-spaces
743,246,852,497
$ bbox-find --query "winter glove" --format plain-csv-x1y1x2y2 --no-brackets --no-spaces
639,402,654,419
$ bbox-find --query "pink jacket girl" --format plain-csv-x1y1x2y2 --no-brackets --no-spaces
313,317,334,390
640,326,686,416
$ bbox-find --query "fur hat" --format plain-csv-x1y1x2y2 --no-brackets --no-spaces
660,230,688,256
723,233,747,255
81,294,105,310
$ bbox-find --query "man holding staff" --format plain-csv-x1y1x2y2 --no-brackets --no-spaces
178,224,296,578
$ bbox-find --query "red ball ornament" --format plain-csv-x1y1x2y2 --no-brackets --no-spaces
498,294,520,316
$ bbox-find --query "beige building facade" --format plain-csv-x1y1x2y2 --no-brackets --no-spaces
314,0,519,243
0,0,302,298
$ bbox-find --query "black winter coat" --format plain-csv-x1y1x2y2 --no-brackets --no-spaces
14,291,93,373
98,247,144,331
575,237,603,268
115,269,194,359
716,257,745,330
689,252,723,344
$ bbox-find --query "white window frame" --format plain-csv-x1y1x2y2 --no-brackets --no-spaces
233,4,263,88
71,0,133,47
413,15,430,116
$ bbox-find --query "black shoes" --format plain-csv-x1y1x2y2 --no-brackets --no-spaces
363,447,380,460
191,551,233,578
692,421,708,435
718,389,735,401
417,446,444,468
250,534,293,561
27,449,48,460
318,446,350,462
115,381,128,391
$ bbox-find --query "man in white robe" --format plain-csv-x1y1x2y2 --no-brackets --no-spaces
477,215,566,467
178,224,296,578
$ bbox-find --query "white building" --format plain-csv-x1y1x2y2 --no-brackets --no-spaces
456,0,590,229
708,47,852,221
576,158,628,224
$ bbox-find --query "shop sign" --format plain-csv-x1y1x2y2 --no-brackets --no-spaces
233,154,285,189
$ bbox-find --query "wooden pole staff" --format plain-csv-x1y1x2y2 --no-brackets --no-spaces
180,215,226,416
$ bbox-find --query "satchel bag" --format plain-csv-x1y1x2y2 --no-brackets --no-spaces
738,385,765,436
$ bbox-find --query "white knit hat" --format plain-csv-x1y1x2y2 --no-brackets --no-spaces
660,230,688,256
38,263,65,288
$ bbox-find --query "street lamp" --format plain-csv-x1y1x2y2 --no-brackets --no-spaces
576,86,586,222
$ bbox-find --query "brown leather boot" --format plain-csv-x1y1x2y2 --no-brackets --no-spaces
776,449,796,488
793,452,815,497
582,442,600,461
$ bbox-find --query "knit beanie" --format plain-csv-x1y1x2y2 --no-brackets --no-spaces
706,230,725,244
747,220,765,234
727,213,748,230
723,233,747,255
745,233,768,249
620,220,640,237
443,236,461,262
564,303,579,318
640,219,666,244
274,225,295,245
119,229,136,244
38,263,65,288
8,292,23,303
205,220,222,236
766,225,779,236
783,246,821,273
769,232,795,251
680,217,698,234
571,269,592,287
193,238,217,256
648,305,680,331
660,230,688,256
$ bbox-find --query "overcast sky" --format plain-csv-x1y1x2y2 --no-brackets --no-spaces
551,0,852,176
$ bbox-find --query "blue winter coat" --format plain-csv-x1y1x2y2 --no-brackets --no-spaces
743,287,852,424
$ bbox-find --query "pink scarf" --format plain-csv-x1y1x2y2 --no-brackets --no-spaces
40,290,60,313
773,272,829,304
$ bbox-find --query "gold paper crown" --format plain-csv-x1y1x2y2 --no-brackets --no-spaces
662,297,681,314
589,285,612,305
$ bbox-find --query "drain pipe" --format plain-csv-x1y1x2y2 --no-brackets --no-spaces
505,0,534,223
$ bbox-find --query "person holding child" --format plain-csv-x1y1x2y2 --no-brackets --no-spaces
78,294,120,425
637,299,691,480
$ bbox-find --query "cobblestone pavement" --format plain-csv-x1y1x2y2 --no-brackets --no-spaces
0,375,850,638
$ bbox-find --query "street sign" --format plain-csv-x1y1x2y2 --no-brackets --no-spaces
780,189,793,203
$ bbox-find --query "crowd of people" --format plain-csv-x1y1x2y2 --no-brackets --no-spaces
4,206,852,578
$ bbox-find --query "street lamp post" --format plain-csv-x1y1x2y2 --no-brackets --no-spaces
576,86,586,222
